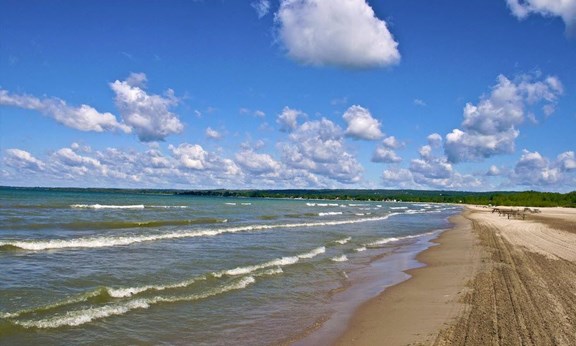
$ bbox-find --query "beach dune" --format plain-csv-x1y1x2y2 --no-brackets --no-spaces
335,206,576,345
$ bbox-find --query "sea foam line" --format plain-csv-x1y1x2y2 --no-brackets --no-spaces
335,237,351,245
14,276,256,329
0,289,103,319
0,214,400,251
0,246,326,319
318,211,343,217
106,275,207,298
366,231,437,247
70,204,191,210
70,204,145,209
3,245,328,321
214,246,325,277
331,255,348,262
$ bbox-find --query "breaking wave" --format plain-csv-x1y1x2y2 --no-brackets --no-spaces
331,255,348,262
13,276,256,329
334,237,351,245
214,246,325,277
366,231,437,248
2,243,332,328
0,214,400,251
71,204,145,209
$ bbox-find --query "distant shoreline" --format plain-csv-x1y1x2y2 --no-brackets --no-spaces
2,186,574,208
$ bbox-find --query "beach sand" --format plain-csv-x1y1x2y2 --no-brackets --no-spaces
334,206,576,345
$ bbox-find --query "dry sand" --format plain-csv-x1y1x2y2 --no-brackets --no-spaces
334,206,576,346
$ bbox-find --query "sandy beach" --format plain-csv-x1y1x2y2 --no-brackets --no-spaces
335,205,576,345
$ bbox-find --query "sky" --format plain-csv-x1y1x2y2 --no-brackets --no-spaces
0,0,575,192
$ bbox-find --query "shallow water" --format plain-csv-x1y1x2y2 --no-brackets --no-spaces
0,187,460,345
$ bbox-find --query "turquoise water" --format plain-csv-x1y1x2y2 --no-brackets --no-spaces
0,187,460,345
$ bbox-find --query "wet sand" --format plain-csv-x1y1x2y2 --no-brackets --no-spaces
335,206,576,345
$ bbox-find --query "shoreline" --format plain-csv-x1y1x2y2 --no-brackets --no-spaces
332,206,576,345
292,229,445,346
332,208,482,345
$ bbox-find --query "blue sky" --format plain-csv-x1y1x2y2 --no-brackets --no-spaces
1,0,575,191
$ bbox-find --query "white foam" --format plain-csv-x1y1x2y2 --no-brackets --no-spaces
107,287,149,298
0,289,102,319
367,237,400,246
149,205,189,209
108,274,210,298
217,246,325,278
70,204,145,209
335,237,351,245
221,265,264,276
331,255,348,262
15,277,256,329
220,256,299,277
390,206,408,210
307,203,339,207
318,211,343,216
16,299,151,329
366,231,436,248
267,256,301,266
297,246,326,259
1,213,400,251
257,267,283,276
354,246,367,252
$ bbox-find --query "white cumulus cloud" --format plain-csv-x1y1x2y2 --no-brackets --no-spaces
372,147,402,163
405,141,481,190
509,150,576,190
427,133,443,148
4,149,45,171
487,165,502,176
280,118,363,184
206,127,222,140
372,136,403,163
276,0,400,68
169,143,208,170
343,105,383,140
277,106,306,131
110,73,184,142
382,136,403,149
506,0,576,32
557,151,576,171
235,150,282,175
0,89,130,133
252,0,271,18
445,74,563,163
2,143,248,188
512,150,560,186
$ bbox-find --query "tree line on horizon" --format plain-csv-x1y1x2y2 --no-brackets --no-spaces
1,186,574,208
177,189,576,208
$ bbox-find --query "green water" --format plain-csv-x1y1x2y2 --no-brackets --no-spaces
0,187,459,345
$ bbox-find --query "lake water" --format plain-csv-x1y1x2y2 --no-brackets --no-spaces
0,187,460,345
